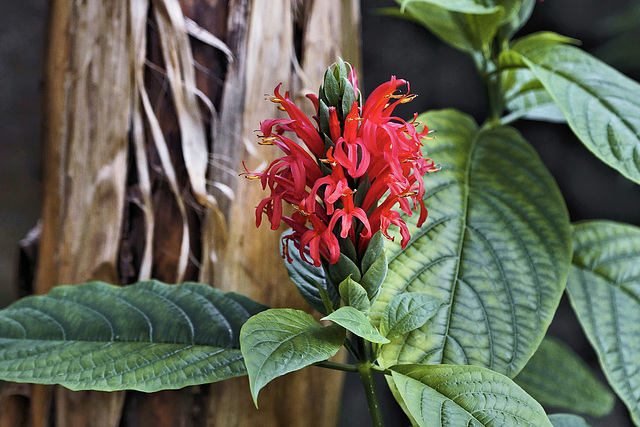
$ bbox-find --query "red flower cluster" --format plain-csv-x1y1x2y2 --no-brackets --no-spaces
247,68,438,267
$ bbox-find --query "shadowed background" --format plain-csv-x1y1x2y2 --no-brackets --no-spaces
1,1,639,426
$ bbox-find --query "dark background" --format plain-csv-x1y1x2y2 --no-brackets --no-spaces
1,1,639,426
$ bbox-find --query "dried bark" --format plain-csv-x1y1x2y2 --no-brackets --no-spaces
0,1,362,426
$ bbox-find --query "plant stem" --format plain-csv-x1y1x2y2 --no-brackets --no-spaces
357,362,385,427
313,360,358,373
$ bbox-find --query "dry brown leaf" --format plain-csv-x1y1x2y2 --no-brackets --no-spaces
152,0,216,208
130,0,154,281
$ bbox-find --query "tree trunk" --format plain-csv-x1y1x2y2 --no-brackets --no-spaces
1,1,361,426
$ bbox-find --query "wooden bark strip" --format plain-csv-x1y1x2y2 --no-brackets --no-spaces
130,0,154,281
30,0,133,425
152,0,218,209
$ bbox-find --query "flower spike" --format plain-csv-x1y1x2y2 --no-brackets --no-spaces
246,60,437,267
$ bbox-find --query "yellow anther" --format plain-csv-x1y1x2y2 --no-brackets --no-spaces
319,158,337,166
240,172,261,180
292,204,310,216
399,94,417,103
259,136,277,145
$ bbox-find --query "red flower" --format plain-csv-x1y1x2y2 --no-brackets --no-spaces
246,63,438,267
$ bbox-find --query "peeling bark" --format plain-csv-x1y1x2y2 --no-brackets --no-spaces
1,1,362,426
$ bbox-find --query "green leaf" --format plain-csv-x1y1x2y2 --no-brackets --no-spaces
500,50,565,123
566,220,640,425
514,336,614,417
240,308,344,405
361,231,385,274
379,293,441,338
400,0,500,14
0,280,267,392
340,77,356,119
391,364,552,427
395,0,504,55
499,0,535,40
513,42,640,185
510,31,581,55
500,33,580,123
371,109,572,377
549,414,594,427
360,250,387,303
281,230,338,315
339,276,371,312
324,253,361,288
322,307,389,344
322,68,340,106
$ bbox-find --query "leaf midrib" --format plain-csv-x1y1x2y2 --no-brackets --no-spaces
439,127,478,366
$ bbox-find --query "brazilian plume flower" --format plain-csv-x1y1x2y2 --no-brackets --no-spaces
246,61,438,267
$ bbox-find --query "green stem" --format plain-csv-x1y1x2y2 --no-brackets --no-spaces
357,363,385,427
476,40,505,125
313,360,358,373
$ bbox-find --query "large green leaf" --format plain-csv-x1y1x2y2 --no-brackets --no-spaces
239,308,344,405
371,109,571,378
567,220,640,425
514,336,614,417
513,42,640,185
0,281,267,392
395,0,504,56
391,364,552,426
